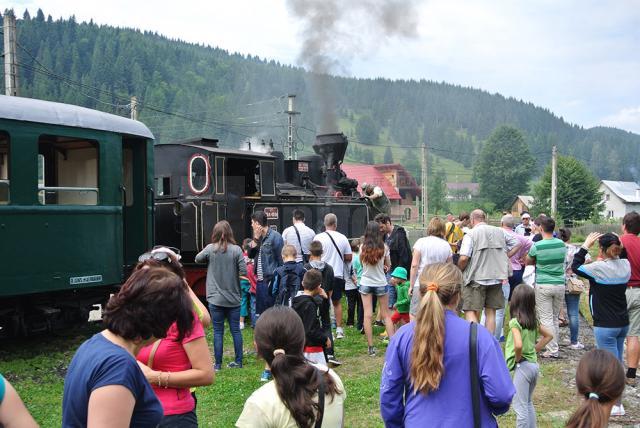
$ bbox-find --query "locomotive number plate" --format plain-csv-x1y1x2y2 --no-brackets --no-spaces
298,162,309,172
264,207,279,220
69,275,103,285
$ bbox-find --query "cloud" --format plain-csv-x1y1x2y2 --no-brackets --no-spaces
601,107,640,134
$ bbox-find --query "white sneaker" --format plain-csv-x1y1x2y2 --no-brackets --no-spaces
569,342,585,350
611,404,625,416
336,328,345,339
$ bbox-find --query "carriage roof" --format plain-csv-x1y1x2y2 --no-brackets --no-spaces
0,95,154,139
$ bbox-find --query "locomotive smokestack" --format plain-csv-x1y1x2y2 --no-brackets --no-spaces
313,133,358,196
313,133,348,169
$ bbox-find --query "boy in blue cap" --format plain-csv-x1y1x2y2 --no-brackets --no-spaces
390,267,410,330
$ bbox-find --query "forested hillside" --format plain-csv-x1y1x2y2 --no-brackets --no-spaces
3,10,640,181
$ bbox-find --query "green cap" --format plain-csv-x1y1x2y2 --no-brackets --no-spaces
390,266,408,280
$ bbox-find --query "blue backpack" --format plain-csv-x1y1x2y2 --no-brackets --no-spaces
271,264,305,307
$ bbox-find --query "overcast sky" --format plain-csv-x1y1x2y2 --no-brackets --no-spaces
7,0,640,134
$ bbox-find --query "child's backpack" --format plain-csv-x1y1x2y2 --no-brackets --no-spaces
271,266,304,307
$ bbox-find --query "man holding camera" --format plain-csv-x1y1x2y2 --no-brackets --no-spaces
514,212,532,236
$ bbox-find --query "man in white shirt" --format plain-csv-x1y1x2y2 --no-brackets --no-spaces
314,213,352,339
282,209,316,263
514,212,532,236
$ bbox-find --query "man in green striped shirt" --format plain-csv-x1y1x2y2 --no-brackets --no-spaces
526,216,567,357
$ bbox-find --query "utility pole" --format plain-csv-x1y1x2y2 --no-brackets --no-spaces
130,96,138,120
421,143,428,228
551,145,557,217
3,10,19,96
285,94,300,160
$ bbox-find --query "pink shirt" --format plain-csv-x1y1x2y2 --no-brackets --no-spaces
507,229,532,271
137,316,205,415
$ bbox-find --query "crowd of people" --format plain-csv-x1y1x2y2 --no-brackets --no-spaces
2,208,639,428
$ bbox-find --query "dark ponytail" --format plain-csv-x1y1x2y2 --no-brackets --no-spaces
566,350,625,428
598,233,623,259
254,306,341,428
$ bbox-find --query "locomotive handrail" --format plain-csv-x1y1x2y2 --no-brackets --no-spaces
37,186,98,193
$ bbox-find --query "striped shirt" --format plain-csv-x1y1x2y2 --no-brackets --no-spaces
528,238,567,285
257,246,264,281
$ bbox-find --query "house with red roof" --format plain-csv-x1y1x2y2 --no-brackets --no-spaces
341,163,421,220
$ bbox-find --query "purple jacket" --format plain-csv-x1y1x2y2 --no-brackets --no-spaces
380,311,515,427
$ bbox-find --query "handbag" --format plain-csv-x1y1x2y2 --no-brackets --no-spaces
566,275,586,294
522,265,536,287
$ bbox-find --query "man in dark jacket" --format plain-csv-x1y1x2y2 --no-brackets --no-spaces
292,269,330,366
375,213,412,309
248,211,284,319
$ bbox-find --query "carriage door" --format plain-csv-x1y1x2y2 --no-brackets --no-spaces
122,138,149,267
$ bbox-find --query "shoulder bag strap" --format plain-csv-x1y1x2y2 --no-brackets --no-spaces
324,231,343,260
315,368,326,428
293,225,305,255
469,322,480,428
147,339,162,370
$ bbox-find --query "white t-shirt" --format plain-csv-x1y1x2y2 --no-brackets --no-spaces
359,245,390,288
344,261,357,291
412,236,452,288
282,222,316,262
314,230,352,279
235,366,345,428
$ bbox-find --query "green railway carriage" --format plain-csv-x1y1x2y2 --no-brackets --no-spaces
0,95,154,336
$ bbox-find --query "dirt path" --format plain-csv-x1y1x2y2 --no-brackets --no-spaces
544,314,639,427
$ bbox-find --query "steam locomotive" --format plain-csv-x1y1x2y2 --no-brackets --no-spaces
154,133,370,297
0,94,368,336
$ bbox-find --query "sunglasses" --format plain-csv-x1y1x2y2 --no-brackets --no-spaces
138,251,174,264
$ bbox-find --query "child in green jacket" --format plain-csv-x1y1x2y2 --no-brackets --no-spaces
390,267,410,330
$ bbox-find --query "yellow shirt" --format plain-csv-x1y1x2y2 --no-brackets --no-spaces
445,222,464,253
236,367,345,428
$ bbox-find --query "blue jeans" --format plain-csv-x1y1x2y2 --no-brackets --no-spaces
593,325,629,361
209,304,243,366
565,293,581,344
387,285,397,308
386,273,396,308
250,293,257,327
255,280,274,319
508,269,524,300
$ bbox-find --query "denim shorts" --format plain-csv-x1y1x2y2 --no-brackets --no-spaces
359,285,388,296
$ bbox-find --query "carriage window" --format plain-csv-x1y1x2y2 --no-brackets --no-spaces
156,177,171,197
189,154,209,194
0,133,9,204
215,156,225,194
123,147,134,206
260,160,275,196
38,135,99,205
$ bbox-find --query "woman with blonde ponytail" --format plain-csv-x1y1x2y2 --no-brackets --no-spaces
572,232,631,416
566,350,625,428
380,263,514,427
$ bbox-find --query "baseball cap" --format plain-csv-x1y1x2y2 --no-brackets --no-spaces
521,213,531,219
